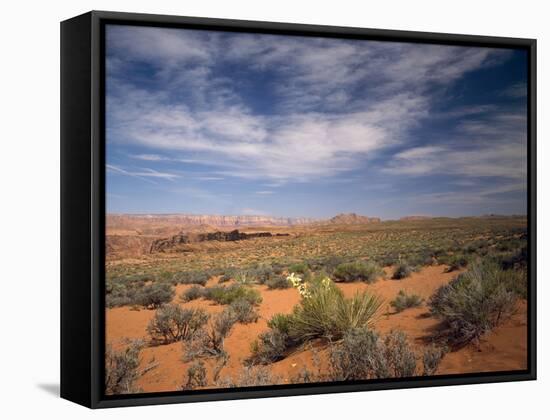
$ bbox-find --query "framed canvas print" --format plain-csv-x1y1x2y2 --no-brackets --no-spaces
60,11,536,408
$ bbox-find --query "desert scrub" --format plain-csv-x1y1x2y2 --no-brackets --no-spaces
106,274,153,307
333,261,383,283
430,261,521,346
172,271,210,286
288,262,309,275
249,329,289,364
203,284,262,306
216,366,281,388
290,275,383,341
180,285,204,302
183,360,207,390
184,308,237,360
249,314,294,364
443,254,469,272
106,282,139,308
230,298,259,324
390,290,424,313
105,340,144,394
147,304,209,344
328,328,443,381
392,262,414,279
266,275,291,289
329,329,414,380
137,283,175,309
247,265,275,284
422,344,446,375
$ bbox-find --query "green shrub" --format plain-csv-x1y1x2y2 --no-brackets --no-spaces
422,344,446,375
248,265,275,284
266,275,291,289
390,290,424,312
184,309,237,360
106,281,138,308
173,271,209,286
333,261,383,283
230,298,259,324
267,313,293,335
249,329,289,364
444,254,469,272
204,284,262,306
463,239,489,254
379,253,400,267
137,283,175,309
492,246,527,271
289,262,309,274
106,275,154,308
430,261,520,346
318,256,348,274
105,340,144,394
180,285,204,302
183,360,207,390
249,313,294,364
218,271,233,283
288,278,382,342
216,366,280,388
147,304,209,344
392,263,413,280
329,329,415,380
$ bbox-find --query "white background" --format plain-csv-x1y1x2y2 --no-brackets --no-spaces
0,0,547,418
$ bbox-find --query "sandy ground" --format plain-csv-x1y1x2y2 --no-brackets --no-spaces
105,266,528,393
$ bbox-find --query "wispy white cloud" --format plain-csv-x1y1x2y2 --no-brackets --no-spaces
107,164,179,183
106,26,510,183
385,110,527,181
416,181,526,205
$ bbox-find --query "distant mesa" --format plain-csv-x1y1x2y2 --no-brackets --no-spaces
149,229,289,253
107,214,316,228
328,213,381,224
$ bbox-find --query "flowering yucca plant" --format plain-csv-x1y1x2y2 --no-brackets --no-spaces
286,273,383,342
287,273,311,298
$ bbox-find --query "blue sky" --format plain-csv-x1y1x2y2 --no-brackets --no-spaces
105,24,528,219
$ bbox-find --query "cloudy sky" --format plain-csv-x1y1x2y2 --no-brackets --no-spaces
105,24,528,219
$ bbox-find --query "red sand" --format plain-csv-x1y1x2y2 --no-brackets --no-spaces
106,266,528,393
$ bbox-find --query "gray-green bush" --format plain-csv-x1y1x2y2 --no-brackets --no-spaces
147,304,209,344
137,283,175,309
430,261,522,346
390,290,424,313
105,340,144,395
333,261,383,283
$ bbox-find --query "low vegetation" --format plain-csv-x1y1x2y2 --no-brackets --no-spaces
105,340,144,395
204,284,262,306
147,304,209,344
182,360,208,390
430,260,525,346
250,275,383,364
229,298,260,323
172,270,210,286
184,309,237,360
329,328,444,380
392,262,414,280
215,366,281,388
333,261,383,283
137,283,175,309
266,275,292,289
390,290,424,313
180,285,204,302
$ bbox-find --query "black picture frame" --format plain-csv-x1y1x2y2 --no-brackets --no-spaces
60,10,537,409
